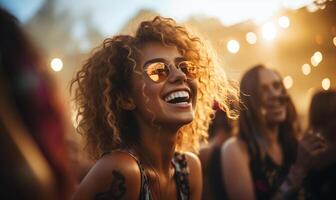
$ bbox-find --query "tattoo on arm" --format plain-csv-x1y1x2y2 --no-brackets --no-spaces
94,170,126,200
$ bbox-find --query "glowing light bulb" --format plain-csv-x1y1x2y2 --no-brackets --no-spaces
322,78,330,90
246,32,257,44
50,58,63,72
262,22,277,41
302,64,311,75
227,40,240,54
283,76,293,89
313,51,323,63
278,16,290,28
311,57,318,67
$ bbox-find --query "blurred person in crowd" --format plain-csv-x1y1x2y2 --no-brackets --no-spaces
71,16,238,200
221,64,326,200
199,101,238,200
0,7,74,200
303,89,336,200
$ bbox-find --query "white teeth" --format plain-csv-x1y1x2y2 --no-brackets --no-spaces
164,91,190,102
175,102,188,105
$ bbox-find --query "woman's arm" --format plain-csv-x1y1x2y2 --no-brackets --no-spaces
72,152,141,200
185,152,203,200
221,137,256,200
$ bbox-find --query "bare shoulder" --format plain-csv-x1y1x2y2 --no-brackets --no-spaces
221,137,249,159
198,146,211,169
72,151,141,200
184,152,202,182
184,151,201,167
220,137,255,199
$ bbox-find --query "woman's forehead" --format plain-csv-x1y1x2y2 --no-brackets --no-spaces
258,68,281,85
137,42,181,64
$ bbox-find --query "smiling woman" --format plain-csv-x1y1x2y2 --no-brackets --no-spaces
70,16,238,200
221,65,326,200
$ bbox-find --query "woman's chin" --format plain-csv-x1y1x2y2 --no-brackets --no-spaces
159,114,194,128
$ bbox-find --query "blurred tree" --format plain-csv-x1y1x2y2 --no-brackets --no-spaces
24,0,79,56
119,9,159,35
24,0,104,57
82,12,104,50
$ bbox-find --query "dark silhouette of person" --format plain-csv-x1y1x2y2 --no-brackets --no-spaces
0,7,74,200
303,89,336,200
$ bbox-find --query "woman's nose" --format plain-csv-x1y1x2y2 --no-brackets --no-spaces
167,64,187,83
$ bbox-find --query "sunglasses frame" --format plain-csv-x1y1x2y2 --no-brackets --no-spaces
144,60,198,83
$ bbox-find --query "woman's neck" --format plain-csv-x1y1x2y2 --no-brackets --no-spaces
135,122,178,177
265,124,279,144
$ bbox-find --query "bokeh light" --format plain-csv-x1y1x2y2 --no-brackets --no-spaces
50,58,63,72
227,39,240,54
301,64,311,75
313,51,323,63
262,22,277,41
278,16,290,28
283,76,293,89
310,56,319,67
306,3,319,12
333,36,336,47
310,51,323,67
246,32,257,44
322,78,330,90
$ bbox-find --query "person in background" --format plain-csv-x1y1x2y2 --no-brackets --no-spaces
199,101,238,200
0,7,74,200
303,89,336,200
71,16,238,200
221,64,326,200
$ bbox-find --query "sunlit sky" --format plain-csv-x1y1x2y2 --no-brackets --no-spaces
1,0,314,36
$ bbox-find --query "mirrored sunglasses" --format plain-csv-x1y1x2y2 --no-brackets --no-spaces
144,61,198,83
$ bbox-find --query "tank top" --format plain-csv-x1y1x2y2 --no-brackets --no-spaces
219,142,292,200
248,147,290,200
110,150,191,200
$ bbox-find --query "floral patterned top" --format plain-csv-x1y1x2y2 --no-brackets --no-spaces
249,151,290,200
121,150,190,200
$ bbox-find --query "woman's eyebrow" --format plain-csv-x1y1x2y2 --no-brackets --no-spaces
175,57,187,62
143,58,166,68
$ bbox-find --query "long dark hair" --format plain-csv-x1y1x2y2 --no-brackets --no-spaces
239,64,299,166
309,89,336,137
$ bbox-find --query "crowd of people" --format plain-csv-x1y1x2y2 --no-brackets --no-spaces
1,6,335,200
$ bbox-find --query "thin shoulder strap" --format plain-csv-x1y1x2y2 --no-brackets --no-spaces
172,152,190,200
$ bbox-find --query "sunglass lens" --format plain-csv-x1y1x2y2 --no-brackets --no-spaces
146,62,169,82
179,61,197,79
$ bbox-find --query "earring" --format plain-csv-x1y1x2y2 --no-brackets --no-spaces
120,98,136,111
125,102,136,110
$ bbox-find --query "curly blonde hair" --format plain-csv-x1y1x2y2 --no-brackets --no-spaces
71,16,239,160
